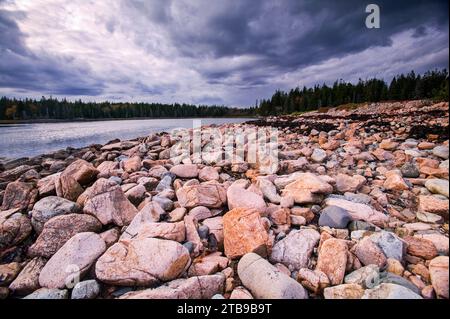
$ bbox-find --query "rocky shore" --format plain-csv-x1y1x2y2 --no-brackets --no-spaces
0,100,448,299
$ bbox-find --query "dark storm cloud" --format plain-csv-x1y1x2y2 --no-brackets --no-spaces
0,9,104,96
0,0,448,105
137,0,448,83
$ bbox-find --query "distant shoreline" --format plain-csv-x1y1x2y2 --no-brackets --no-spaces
0,115,257,125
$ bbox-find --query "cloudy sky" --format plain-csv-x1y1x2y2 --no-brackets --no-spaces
0,0,448,107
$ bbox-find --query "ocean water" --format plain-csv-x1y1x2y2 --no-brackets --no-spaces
0,118,252,159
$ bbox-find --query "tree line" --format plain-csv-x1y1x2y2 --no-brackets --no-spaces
0,98,256,121
257,69,449,116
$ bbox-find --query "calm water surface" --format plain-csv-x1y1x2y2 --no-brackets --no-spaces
0,118,253,159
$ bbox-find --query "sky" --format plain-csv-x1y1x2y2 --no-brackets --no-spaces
0,0,448,107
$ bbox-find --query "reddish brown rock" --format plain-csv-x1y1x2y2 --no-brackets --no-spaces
316,238,348,285
83,178,138,226
429,256,449,299
403,236,438,260
123,156,142,173
0,209,32,251
28,214,102,258
354,237,387,268
176,183,227,209
9,257,47,295
1,181,37,212
223,208,270,259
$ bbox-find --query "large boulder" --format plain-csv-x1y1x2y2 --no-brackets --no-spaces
227,184,267,214
9,257,46,295
223,208,270,259
270,229,320,271
362,283,422,299
83,178,138,226
39,232,106,289
237,253,308,299
120,274,225,299
30,196,81,233
95,238,190,286
0,209,32,251
316,238,348,285
282,173,333,204
176,183,227,209
28,214,102,258
170,164,199,178
1,181,37,212
55,159,98,201
324,197,388,226
429,256,449,299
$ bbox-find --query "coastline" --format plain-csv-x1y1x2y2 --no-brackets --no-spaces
0,100,448,300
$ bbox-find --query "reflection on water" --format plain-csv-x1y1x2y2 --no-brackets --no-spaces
0,118,252,159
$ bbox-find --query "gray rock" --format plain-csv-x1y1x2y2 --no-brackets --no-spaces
71,280,100,299
344,265,380,289
379,272,421,295
425,179,449,198
348,221,377,232
432,145,449,159
270,229,320,271
156,173,175,192
318,206,352,229
152,196,173,211
311,148,327,163
30,196,80,233
369,231,406,261
24,288,69,299
238,253,308,299
198,225,209,239
362,283,422,299
343,192,372,205
400,162,420,178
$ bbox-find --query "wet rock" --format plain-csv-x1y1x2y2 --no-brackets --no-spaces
95,238,190,286
316,238,348,285
270,229,320,271
30,196,81,233
39,232,106,289
318,206,352,229
28,214,102,258
120,274,225,299
237,253,307,299
223,208,270,259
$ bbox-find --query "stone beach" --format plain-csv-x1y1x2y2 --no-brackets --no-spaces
0,100,448,299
